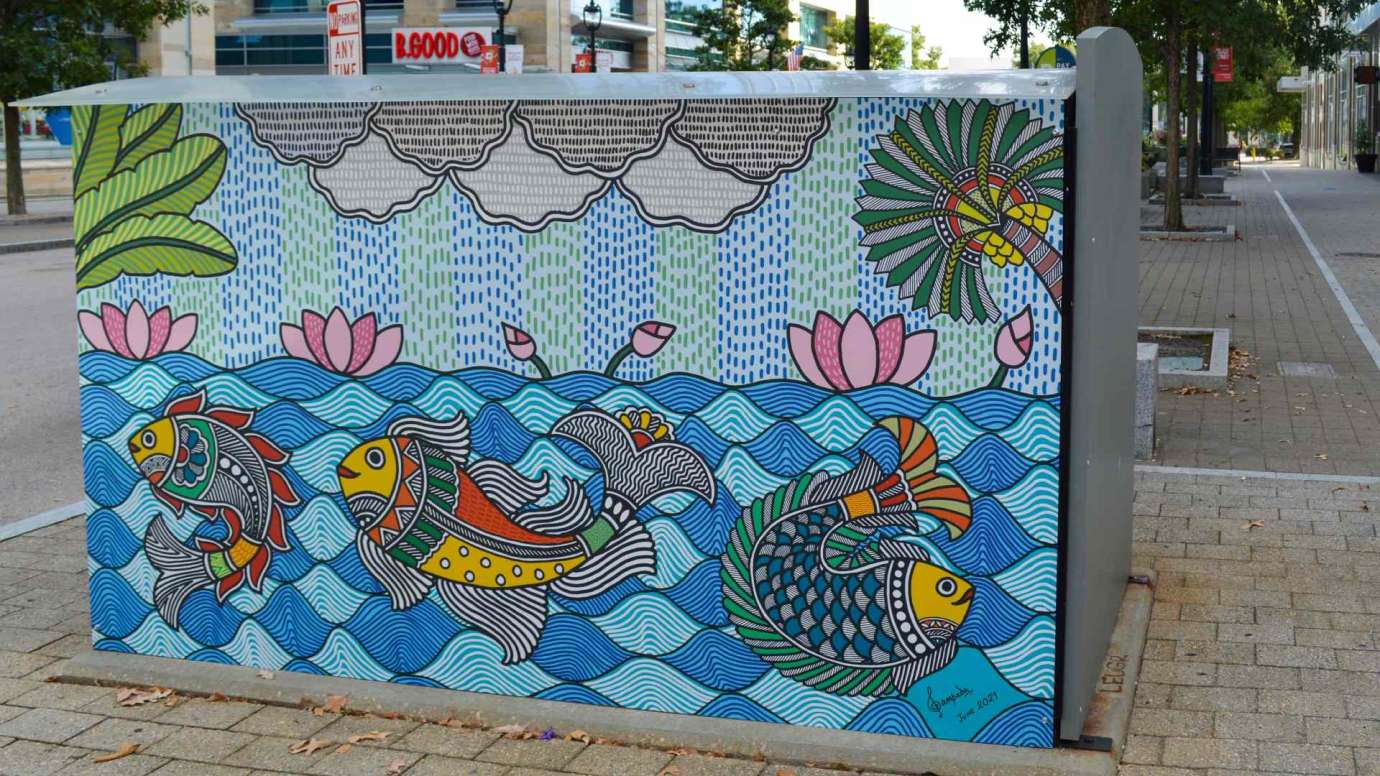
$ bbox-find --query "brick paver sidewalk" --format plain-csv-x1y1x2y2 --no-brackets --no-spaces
3,466,1378,774
1124,469,1380,776
0,518,899,775
1140,167,1380,475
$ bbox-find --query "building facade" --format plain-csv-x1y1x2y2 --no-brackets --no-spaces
1292,4,1380,169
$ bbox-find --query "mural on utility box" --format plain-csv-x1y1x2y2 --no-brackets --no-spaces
76,93,1066,747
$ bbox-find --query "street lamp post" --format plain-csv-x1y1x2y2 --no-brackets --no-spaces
582,1,602,73
493,0,513,74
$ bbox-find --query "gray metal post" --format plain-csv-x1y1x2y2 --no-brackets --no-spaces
1060,25,1141,742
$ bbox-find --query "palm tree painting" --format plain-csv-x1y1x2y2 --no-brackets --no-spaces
853,100,1064,324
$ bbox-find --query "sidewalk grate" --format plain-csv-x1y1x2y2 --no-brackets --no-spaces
1276,360,1338,378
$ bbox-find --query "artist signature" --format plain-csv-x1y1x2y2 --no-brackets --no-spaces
926,685,972,718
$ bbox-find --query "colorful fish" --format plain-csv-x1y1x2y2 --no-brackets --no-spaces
337,408,716,663
133,391,300,628
721,416,973,697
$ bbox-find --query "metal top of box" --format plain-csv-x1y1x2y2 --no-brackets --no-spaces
18,70,1076,107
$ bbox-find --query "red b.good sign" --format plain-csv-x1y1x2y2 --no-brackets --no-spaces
392,28,486,64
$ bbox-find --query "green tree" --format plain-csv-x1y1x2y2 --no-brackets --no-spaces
1,0,197,215
824,17,907,69
689,0,797,71
910,25,942,69
1217,48,1301,150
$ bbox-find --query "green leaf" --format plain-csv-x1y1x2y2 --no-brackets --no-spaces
74,134,227,249
113,104,183,174
72,105,129,199
75,214,237,291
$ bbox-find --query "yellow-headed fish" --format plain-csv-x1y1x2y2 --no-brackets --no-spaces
337,409,715,663
721,416,975,697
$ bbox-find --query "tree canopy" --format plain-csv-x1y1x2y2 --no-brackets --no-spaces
688,0,796,71
1,0,197,214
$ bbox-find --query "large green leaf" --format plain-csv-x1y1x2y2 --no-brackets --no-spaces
74,134,227,248
71,105,129,199
75,213,238,290
113,104,183,174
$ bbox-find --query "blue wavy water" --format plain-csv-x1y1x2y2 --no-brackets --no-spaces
81,351,1059,745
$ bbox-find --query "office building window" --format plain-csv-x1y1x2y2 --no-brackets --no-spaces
665,0,717,33
799,5,828,50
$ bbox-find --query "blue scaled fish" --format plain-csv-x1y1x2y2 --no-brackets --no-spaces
721,416,974,696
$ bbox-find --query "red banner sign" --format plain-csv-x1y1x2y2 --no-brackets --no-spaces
1212,47,1233,82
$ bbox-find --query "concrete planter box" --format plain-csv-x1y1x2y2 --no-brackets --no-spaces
1135,343,1158,459
1139,326,1230,390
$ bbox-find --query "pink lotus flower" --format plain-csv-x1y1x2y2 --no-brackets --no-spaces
280,307,402,377
788,310,936,390
605,321,678,376
631,321,676,357
994,307,1034,368
501,322,551,379
79,301,197,360
503,323,536,361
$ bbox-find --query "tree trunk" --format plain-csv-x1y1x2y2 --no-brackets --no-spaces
3,102,26,217
1074,0,1111,31
1163,18,1184,231
1185,35,1200,200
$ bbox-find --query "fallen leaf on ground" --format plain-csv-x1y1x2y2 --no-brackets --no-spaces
334,743,352,754
1244,520,1265,529
93,743,139,763
386,759,409,775
347,731,391,744
657,768,681,776
565,729,591,743
1316,453,1329,460
164,694,181,708
208,692,228,702
116,687,172,707
289,738,332,755
312,694,347,715
776,769,797,776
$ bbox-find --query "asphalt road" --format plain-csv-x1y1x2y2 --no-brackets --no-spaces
0,245,81,524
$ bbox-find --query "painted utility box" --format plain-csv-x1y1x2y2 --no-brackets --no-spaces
27,29,1138,751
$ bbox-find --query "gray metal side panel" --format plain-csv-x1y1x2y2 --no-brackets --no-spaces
1060,26,1142,741
17,69,1075,107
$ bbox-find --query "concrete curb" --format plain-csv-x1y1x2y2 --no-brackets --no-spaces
1137,223,1236,242
0,213,72,226
0,501,84,541
0,237,74,254
57,578,1154,775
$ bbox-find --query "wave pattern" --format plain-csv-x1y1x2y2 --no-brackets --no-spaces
81,351,1059,746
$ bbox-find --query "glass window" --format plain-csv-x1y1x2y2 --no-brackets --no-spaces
569,35,633,53
799,6,828,50
665,0,717,33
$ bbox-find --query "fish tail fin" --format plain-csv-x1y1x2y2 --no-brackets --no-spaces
551,409,715,507
844,418,971,539
144,518,214,630
265,503,291,552
551,495,656,599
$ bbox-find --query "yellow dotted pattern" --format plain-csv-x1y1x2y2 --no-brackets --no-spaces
418,536,586,589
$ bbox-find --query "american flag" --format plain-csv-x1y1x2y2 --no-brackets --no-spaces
786,43,803,71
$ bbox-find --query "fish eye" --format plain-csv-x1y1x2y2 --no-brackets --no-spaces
141,431,157,449
365,447,386,469
936,577,958,597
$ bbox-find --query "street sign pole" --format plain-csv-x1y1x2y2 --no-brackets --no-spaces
1200,50,1213,176
854,0,869,70
360,0,368,75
